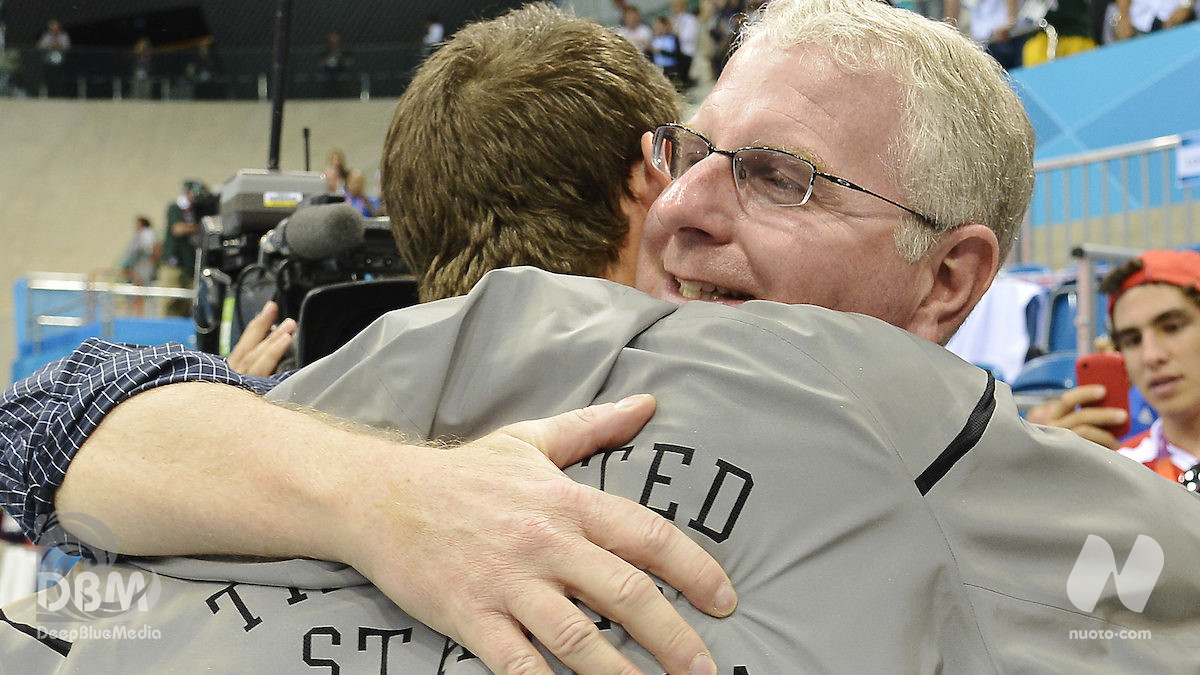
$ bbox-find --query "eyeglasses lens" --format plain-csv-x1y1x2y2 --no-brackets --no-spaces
654,126,814,206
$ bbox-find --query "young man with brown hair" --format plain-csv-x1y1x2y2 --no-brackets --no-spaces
1029,249,1200,482
383,2,679,301
1103,250,1200,479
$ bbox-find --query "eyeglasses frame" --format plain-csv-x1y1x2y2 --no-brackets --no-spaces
651,123,942,229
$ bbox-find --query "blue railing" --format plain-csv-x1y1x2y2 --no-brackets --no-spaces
1017,135,1200,269
11,273,196,385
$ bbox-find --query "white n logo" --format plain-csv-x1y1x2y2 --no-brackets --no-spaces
1067,534,1164,612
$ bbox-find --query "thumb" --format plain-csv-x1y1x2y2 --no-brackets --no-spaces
502,394,657,469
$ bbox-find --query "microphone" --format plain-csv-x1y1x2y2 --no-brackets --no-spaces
259,202,364,261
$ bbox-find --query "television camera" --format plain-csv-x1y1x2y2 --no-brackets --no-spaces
192,169,412,364
190,1,417,368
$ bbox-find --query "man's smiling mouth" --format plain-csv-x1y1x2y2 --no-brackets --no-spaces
676,278,754,301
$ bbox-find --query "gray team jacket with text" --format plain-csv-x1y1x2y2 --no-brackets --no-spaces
3,267,1199,673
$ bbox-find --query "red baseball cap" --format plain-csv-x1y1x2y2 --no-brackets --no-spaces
1107,249,1200,316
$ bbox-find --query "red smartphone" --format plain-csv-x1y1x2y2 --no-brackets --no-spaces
1074,352,1131,438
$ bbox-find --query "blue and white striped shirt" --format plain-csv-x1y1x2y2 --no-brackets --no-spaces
0,339,287,542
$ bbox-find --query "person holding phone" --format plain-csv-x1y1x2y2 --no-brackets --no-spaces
1025,338,1132,448
1104,250,1200,480
1031,249,1200,481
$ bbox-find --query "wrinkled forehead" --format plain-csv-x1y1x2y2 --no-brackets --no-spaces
693,36,903,180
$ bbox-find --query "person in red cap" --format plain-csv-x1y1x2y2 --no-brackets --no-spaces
1102,249,1200,481
1031,249,1200,482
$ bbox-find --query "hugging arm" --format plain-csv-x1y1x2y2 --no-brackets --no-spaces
2,341,733,673
0,338,284,537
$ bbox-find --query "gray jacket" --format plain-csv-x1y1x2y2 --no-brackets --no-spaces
4,267,1198,673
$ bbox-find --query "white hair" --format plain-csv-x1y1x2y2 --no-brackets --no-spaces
740,0,1035,263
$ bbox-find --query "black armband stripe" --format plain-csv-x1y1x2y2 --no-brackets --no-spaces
915,371,996,495
0,608,72,657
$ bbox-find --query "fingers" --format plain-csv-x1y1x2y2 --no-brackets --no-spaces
504,395,657,469
1069,424,1120,450
509,591,642,674
1059,405,1127,432
228,301,279,364
226,300,296,376
564,542,719,675
1026,385,1126,449
239,318,295,376
1058,385,1108,410
493,394,731,672
1027,385,1105,424
1027,386,1115,428
583,489,736,619
455,613,555,675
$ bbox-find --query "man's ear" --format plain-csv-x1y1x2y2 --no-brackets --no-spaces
608,133,669,287
638,131,669,205
908,223,999,345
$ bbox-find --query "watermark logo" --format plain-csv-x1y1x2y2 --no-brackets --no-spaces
1067,534,1163,613
1068,628,1153,641
32,512,162,624
36,624,162,642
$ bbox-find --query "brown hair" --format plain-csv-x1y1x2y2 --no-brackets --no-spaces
381,3,681,302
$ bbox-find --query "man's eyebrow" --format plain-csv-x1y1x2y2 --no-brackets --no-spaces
1114,307,1193,336
753,136,827,170
685,122,830,169
1112,326,1140,342
1151,308,1193,325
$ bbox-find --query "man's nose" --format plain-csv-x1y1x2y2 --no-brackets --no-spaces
1140,331,1171,366
655,154,740,243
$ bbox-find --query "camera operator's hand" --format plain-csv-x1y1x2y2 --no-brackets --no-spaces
58,384,733,674
226,301,295,376
333,394,732,674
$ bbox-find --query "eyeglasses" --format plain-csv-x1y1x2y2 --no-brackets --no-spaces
651,124,939,228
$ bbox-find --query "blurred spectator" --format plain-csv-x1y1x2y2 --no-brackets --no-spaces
650,16,686,86
670,0,699,85
343,169,380,217
324,148,349,193
708,0,746,78
616,5,653,54
186,43,223,100
37,19,70,61
319,31,354,97
159,180,207,317
37,19,70,97
1111,0,1196,40
121,215,159,286
1022,0,1098,65
944,0,1027,70
371,171,387,217
323,165,343,195
905,0,946,20
130,37,155,99
690,0,721,88
422,15,445,57
0,1,13,97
